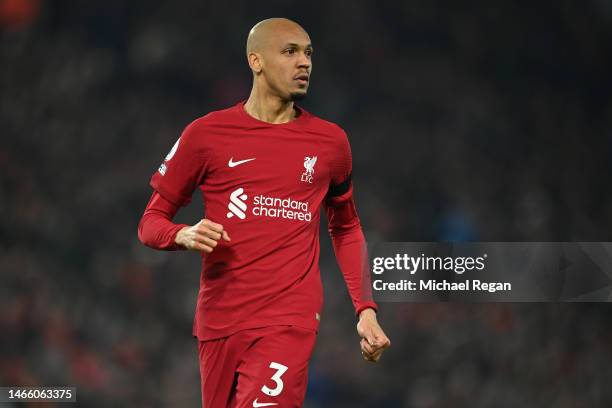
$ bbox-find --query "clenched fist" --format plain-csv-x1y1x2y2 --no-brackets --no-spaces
357,308,391,363
175,219,231,253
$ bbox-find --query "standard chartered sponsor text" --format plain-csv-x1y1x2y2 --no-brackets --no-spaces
252,194,311,222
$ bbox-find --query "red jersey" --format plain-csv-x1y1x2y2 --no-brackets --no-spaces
140,101,376,341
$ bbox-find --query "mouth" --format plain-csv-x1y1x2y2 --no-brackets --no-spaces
294,73,309,85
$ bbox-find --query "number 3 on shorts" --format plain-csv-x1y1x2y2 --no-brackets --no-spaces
261,362,288,397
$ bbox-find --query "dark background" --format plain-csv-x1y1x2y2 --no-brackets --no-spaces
2,0,612,406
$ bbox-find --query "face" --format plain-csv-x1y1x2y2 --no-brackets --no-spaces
259,27,313,101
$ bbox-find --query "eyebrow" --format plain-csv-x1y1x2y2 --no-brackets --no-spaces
284,42,314,50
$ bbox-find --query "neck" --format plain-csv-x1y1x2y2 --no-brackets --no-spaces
244,85,297,124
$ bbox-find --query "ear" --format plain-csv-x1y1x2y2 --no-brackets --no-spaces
248,52,263,74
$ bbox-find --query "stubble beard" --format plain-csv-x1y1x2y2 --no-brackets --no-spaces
290,91,307,101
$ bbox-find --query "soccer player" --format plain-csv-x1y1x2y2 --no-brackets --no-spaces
138,17,390,407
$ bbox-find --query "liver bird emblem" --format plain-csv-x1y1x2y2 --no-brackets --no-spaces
303,156,317,176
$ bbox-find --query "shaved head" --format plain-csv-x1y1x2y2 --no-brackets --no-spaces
245,18,313,102
246,18,309,56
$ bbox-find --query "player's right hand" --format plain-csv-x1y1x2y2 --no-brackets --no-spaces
175,219,231,253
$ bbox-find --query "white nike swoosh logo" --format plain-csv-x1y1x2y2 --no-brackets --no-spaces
252,398,278,407
228,157,256,167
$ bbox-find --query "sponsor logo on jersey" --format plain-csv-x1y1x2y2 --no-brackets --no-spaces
301,156,317,183
226,188,248,219
252,398,278,407
226,187,311,222
228,157,256,167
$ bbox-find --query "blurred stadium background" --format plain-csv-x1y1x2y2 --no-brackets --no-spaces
2,0,612,406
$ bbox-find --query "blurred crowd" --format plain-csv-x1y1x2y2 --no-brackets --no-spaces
1,0,612,406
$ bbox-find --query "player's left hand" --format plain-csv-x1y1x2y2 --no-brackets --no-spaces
356,308,391,363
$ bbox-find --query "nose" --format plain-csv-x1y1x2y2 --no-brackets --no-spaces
297,51,311,69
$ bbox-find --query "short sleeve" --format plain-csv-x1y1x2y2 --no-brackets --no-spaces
150,119,208,206
325,126,353,206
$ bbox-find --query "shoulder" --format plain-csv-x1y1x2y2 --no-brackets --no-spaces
187,103,241,130
302,113,354,180
179,103,242,144
299,108,348,141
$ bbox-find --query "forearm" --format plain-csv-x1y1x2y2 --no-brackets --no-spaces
137,191,188,250
327,198,378,315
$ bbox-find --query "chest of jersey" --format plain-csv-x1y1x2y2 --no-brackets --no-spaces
200,127,334,226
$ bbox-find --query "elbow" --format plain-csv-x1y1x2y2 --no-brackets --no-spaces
137,216,152,247
328,220,362,241
326,197,362,239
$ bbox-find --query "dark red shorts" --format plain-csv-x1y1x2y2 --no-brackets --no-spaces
198,325,317,408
